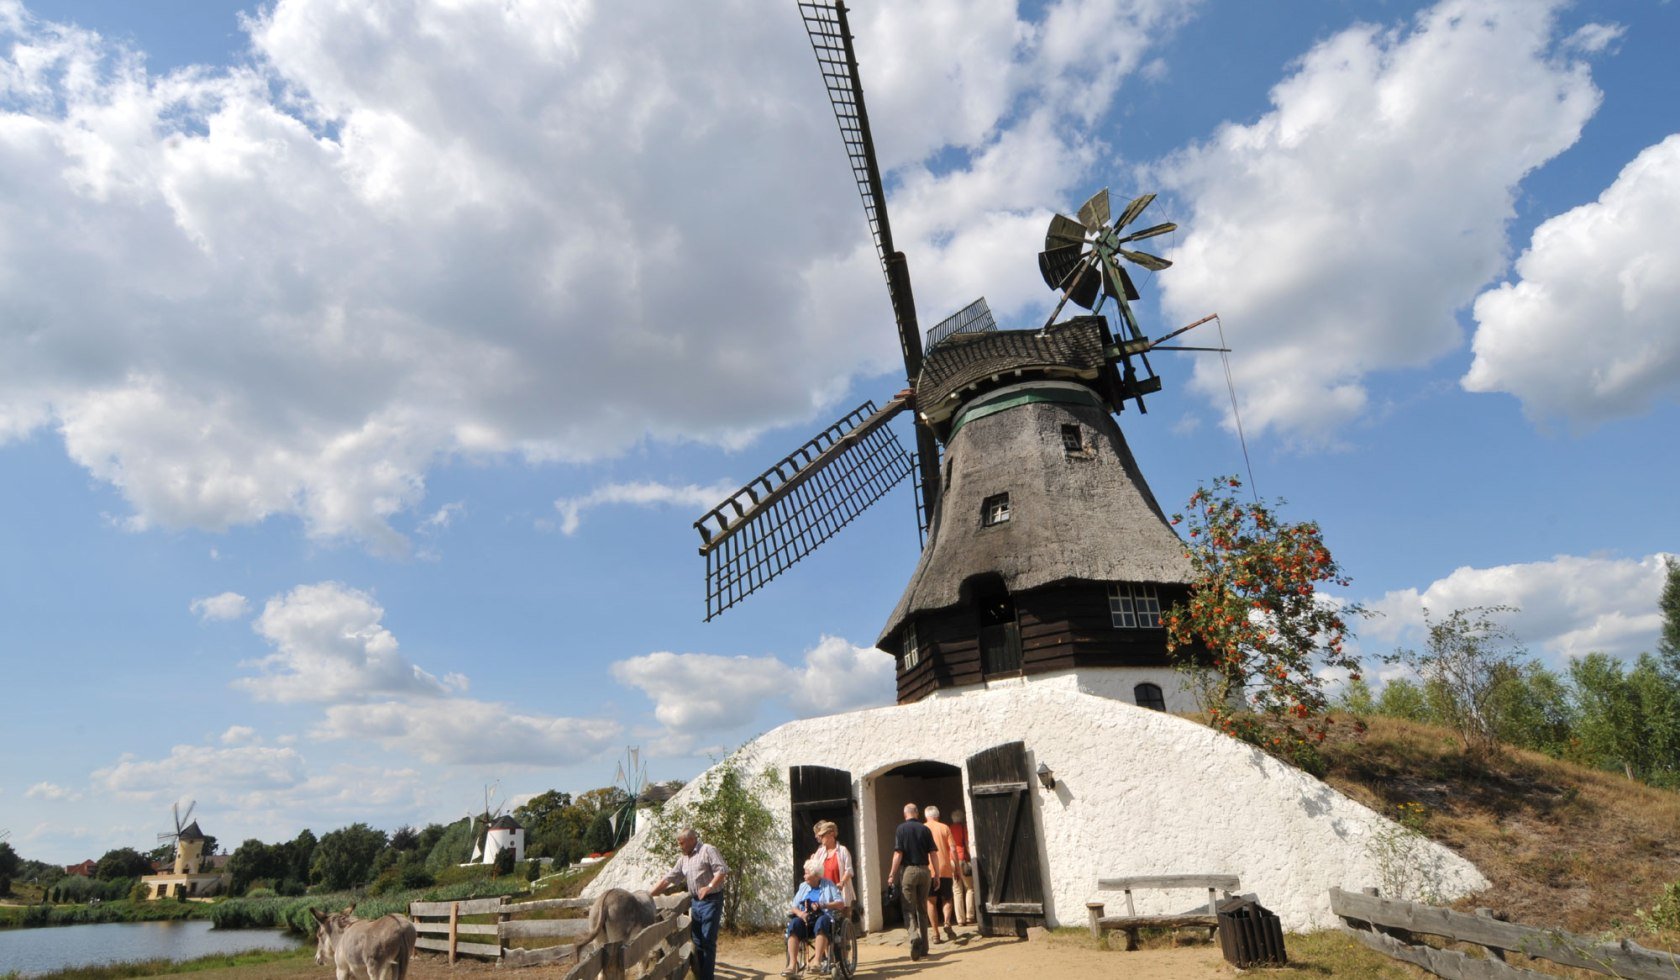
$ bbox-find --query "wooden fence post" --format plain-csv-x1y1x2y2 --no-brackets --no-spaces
448,901,460,965
1476,908,1507,962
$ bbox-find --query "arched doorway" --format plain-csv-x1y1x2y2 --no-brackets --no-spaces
865,760,963,932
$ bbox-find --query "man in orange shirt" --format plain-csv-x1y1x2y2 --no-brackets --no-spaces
923,805,959,942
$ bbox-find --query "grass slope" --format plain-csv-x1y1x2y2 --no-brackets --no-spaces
1319,714,1680,938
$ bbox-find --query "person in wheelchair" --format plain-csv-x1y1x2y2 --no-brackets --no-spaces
783,858,845,977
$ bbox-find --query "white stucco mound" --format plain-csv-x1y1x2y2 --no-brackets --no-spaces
588,680,1486,932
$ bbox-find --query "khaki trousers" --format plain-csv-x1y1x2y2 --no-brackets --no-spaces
900,865,932,954
952,867,975,924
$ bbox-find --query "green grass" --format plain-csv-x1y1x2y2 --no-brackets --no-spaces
0,944,310,980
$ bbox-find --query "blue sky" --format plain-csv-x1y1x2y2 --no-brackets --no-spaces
1,0,1676,864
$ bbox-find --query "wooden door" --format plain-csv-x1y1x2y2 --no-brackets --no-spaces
788,766,861,910
965,741,1047,937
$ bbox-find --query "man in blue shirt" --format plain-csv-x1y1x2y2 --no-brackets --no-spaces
783,859,844,976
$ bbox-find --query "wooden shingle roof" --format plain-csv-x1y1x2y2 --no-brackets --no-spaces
917,318,1112,425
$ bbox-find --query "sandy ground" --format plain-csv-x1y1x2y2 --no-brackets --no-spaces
156,926,1233,979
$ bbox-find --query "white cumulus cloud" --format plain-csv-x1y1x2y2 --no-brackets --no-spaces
1363,553,1672,663
313,699,623,767
1464,134,1680,424
190,591,249,621
554,480,739,536
236,582,462,703
1156,0,1603,443
0,0,1195,552
611,636,896,745
25,781,77,801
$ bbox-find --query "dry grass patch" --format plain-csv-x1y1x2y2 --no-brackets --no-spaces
1319,715,1680,939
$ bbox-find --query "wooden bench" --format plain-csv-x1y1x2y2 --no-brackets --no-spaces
1086,874,1240,951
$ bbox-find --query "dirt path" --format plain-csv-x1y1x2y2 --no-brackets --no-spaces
713,928,1231,979
156,927,1232,979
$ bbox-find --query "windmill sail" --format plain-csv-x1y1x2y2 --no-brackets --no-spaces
799,0,941,526
695,398,912,619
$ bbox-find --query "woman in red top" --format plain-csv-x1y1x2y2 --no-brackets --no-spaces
808,820,855,909
950,809,974,926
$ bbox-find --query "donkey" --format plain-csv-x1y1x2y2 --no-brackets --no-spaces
573,888,658,954
310,904,417,980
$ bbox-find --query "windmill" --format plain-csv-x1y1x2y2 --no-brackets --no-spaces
156,800,205,874
609,747,649,850
469,782,506,863
692,0,1214,703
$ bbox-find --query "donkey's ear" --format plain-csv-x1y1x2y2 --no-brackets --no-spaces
343,903,357,915
311,907,328,923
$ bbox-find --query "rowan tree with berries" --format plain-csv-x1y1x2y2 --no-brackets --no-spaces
1163,476,1364,774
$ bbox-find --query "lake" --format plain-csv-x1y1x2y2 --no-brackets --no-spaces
0,919,304,977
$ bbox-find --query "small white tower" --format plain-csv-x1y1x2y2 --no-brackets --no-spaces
483,814,524,864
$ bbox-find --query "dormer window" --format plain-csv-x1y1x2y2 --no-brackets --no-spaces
981,493,1011,526
1109,582,1163,628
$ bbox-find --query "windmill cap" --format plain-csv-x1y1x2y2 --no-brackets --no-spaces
177,821,205,840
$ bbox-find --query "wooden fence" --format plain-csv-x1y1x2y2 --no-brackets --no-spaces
1330,887,1680,980
561,895,692,980
408,893,691,975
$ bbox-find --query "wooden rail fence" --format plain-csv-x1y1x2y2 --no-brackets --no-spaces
408,893,691,974
563,895,692,980
1330,887,1680,980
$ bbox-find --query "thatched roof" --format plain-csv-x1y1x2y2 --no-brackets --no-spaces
490,814,522,830
916,318,1112,427
879,381,1192,648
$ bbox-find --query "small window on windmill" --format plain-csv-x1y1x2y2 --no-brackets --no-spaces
902,623,920,671
1134,682,1167,711
981,493,1011,526
1061,423,1094,459
1109,582,1163,628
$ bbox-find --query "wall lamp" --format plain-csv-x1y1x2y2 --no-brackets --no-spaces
1036,762,1056,790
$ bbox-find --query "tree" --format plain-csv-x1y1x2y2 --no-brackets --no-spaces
1386,606,1527,756
1163,477,1363,771
282,830,317,894
311,823,388,891
583,811,616,855
0,841,19,895
1488,662,1577,757
227,838,284,895
389,825,419,852
1570,652,1680,785
647,755,782,931
425,818,475,872
94,847,154,881
1660,556,1680,674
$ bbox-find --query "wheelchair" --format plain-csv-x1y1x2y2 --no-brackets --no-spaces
791,902,858,978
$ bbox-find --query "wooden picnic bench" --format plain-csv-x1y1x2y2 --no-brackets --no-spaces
1086,874,1240,951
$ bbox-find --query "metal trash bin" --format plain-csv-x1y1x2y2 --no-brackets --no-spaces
1216,896,1287,968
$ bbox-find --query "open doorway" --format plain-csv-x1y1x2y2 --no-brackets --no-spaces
866,760,963,932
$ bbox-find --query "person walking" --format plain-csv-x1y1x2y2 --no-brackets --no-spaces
650,827,729,980
950,809,975,926
923,805,958,942
886,803,937,960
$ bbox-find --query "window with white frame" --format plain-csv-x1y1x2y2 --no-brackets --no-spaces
1108,582,1163,629
902,622,920,670
981,493,1011,526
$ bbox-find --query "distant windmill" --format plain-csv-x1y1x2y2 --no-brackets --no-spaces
609,748,649,849
0,828,11,844
156,800,205,875
156,800,196,852
469,782,506,863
